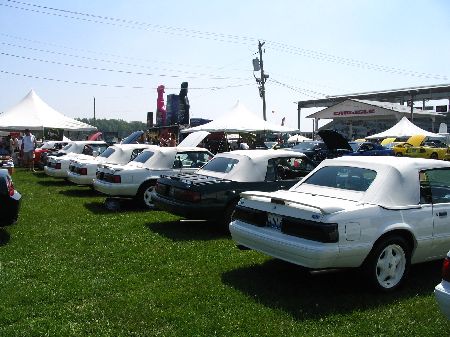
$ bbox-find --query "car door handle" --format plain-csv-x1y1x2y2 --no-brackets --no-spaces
436,211,448,217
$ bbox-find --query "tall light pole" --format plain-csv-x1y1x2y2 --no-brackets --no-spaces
253,41,269,121
93,96,96,123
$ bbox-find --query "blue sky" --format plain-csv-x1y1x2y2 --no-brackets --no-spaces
1,0,449,131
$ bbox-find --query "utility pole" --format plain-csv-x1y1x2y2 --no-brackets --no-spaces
253,41,269,121
93,96,96,123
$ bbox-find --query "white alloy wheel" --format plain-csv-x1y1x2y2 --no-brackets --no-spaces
142,185,154,208
375,243,406,289
136,181,156,209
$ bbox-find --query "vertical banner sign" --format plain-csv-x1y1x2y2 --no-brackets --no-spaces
178,82,190,125
147,112,153,128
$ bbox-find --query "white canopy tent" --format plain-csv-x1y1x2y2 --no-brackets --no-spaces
287,134,312,143
366,116,443,139
181,101,297,133
0,90,96,131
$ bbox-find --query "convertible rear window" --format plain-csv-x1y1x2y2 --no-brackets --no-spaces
133,151,154,163
201,157,239,173
303,166,377,191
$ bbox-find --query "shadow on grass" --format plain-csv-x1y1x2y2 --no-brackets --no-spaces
84,199,148,214
37,179,71,187
0,228,11,246
222,258,442,320
59,188,100,198
146,220,230,241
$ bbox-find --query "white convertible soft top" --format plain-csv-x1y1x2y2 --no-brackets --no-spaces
292,156,450,208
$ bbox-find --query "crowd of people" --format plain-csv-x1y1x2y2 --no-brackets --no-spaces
0,129,37,171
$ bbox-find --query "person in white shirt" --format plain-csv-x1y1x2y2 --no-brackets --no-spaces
21,129,37,171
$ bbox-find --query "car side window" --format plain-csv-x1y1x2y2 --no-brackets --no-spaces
173,152,210,169
130,149,144,161
266,157,314,181
421,168,450,204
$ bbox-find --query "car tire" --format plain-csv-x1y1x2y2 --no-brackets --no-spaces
363,235,410,292
136,181,156,209
395,153,403,157
222,199,239,227
430,152,438,160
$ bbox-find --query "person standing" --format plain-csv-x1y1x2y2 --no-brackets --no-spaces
21,129,37,171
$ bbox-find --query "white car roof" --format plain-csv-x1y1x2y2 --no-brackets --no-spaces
128,146,211,169
294,156,450,208
197,149,308,182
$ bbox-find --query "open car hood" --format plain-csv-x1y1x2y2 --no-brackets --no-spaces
318,130,353,152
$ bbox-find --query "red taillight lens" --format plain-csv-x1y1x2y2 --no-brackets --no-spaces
55,163,61,169
113,175,121,183
6,177,14,197
173,188,201,202
79,168,87,175
442,257,450,282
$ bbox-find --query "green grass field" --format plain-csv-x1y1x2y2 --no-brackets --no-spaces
1,169,449,336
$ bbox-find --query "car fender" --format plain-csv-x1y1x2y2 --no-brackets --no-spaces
371,222,418,254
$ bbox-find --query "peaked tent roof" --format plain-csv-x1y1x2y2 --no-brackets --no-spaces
0,90,96,131
181,101,296,133
366,116,443,139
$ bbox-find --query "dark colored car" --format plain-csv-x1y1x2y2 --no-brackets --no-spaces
289,140,330,163
347,141,394,156
152,149,317,225
0,169,21,226
318,130,394,157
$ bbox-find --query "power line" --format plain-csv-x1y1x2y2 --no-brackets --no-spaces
0,69,255,90
2,0,447,81
0,33,250,73
269,78,325,99
0,51,248,81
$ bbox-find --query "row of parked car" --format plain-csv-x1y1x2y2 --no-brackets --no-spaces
30,130,450,318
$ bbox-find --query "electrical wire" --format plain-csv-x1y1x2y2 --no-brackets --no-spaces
0,42,248,81
2,0,447,81
0,51,248,80
0,69,255,90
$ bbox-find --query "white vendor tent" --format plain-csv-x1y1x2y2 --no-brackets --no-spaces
0,90,96,131
181,101,296,133
366,116,443,139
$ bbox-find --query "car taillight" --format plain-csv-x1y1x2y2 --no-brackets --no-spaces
79,168,87,175
113,175,121,183
442,257,450,282
55,163,61,169
155,182,168,195
6,177,14,197
173,188,201,202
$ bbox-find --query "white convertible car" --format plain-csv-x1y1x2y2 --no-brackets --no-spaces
44,141,108,178
67,144,154,185
230,156,450,291
93,146,213,208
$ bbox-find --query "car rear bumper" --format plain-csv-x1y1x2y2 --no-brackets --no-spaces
229,219,340,269
152,192,224,220
67,172,95,185
93,179,139,197
0,191,21,226
44,166,69,178
435,280,450,320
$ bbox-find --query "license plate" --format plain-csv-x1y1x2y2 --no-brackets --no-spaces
267,213,282,231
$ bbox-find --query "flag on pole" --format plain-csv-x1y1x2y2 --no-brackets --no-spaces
281,117,285,126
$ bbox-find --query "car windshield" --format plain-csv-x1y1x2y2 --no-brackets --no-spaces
99,147,115,158
133,150,154,163
292,141,320,151
303,166,377,192
201,157,239,173
349,142,360,151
